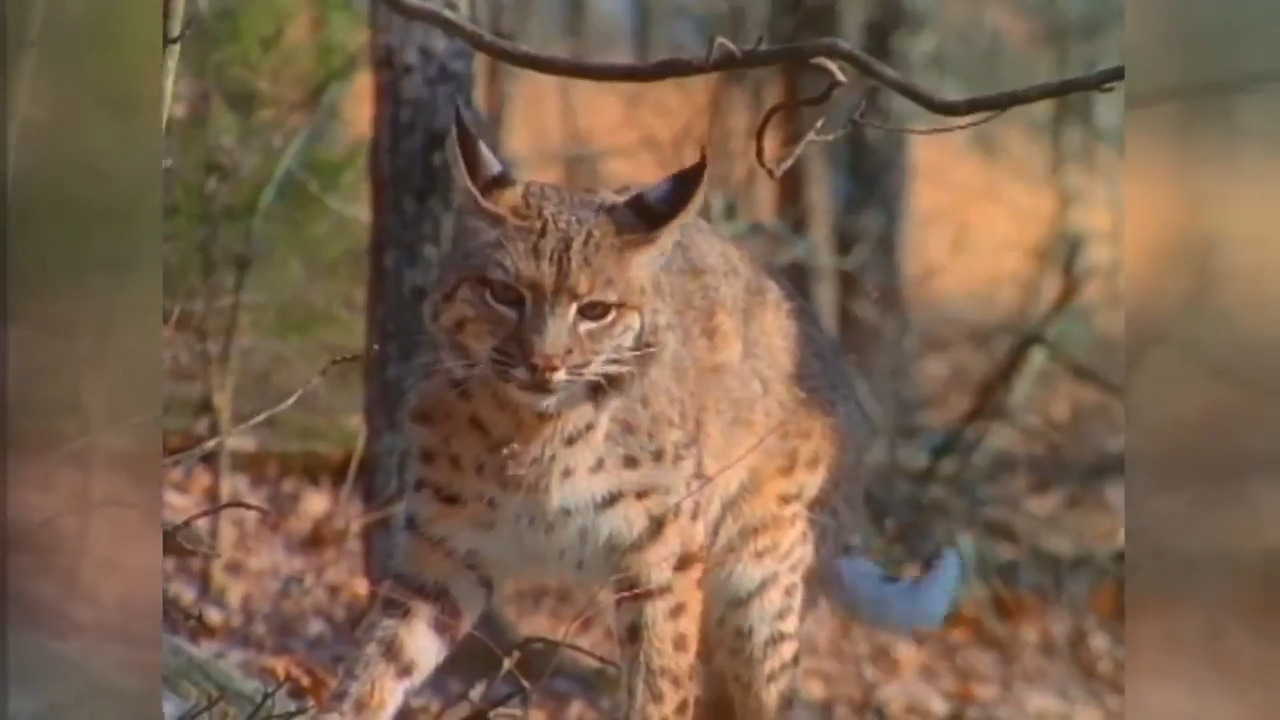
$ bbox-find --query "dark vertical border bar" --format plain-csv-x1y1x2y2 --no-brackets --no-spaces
5,0,162,717
1127,1,1280,718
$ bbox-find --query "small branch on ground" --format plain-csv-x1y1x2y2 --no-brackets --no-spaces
1031,334,1123,396
163,501,270,558
917,241,1085,483
441,633,620,719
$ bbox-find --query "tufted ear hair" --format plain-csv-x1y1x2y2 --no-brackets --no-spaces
448,103,520,213
605,150,709,257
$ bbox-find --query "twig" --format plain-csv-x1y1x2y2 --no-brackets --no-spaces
9,0,48,185
917,241,1085,483
177,692,225,719
1032,334,1122,396
850,101,1011,136
244,678,290,718
456,686,523,720
447,633,619,719
161,353,363,468
163,500,270,558
754,58,852,179
337,423,368,511
294,169,371,224
753,69,1012,178
382,0,1122,116
173,500,270,532
162,0,191,130
519,636,617,675
165,7,198,47
384,0,1118,181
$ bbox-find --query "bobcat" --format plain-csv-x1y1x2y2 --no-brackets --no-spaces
318,107,961,720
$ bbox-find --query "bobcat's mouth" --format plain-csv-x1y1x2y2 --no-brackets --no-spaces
504,382,589,414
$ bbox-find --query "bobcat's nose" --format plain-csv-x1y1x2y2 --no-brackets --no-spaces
528,355,566,382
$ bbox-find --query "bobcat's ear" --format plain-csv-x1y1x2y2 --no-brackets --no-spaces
448,104,519,213
606,150,708,254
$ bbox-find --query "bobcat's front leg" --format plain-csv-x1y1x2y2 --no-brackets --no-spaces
612,522,706,720
317,548,492,720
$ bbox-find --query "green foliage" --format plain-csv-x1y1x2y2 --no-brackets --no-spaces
164,0,367,448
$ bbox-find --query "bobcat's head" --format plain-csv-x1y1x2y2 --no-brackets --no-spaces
427,107,707,414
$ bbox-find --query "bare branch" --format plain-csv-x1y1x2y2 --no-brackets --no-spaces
917,241,1086,483
382,0,1123,117
161,352,363,469
163,501,270,558
173,500,270,531
162,0,191,129
850,101,1011,136
1032,334,1123,396
164,11,197,47
754,58,852,179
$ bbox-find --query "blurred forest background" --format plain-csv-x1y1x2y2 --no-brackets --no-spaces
161,0,1124,718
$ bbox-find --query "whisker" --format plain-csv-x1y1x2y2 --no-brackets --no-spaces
491,348,520,366
602,345,660,361
581,364,639,377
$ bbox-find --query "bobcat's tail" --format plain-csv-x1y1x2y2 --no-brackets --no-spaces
825,547,964,634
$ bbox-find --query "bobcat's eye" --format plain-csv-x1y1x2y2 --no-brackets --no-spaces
480,278,525,313
576,300,617,324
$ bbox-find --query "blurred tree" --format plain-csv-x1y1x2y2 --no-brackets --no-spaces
838,0,929,550
835,0,912,439
163,0,365,590
164,0,365,450
359,0,475,585
631,0,655,62
476,0,510,154
767,0,840,309
561,0,599,189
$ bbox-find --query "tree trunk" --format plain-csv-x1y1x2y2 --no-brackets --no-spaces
631,0,654,62
360,0,475,587
834,0,916,541
837,0,909,378
477,0,508,154
561,0,597,189
767,0,839,306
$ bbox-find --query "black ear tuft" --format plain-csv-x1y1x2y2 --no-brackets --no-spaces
615,149,709,235
450,103,517,201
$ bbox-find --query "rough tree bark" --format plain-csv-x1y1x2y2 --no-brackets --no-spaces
836,0,909,384
477,0,508,154
359,1,603,698
767,0,840,309
834,0,919,547
561,0,598,189
360,0,475,587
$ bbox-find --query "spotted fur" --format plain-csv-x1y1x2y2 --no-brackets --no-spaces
317,107,960,720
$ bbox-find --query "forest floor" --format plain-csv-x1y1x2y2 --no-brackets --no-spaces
162,335,1125,719
162,463,1123,720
